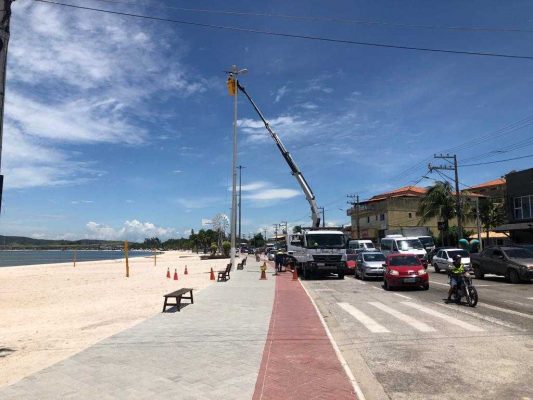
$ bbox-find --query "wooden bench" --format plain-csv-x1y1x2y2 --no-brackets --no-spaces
162,288,194,312
237,262,243,270
218,263,232,282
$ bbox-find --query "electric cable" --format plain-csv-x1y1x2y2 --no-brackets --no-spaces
89,0,533,34
32,0,533,60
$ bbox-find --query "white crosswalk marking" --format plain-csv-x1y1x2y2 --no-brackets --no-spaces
368,302,436,332
479,303,533,320
401,302,484,332
337,303,390,333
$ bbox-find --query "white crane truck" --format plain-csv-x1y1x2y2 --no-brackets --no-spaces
235,80,347,279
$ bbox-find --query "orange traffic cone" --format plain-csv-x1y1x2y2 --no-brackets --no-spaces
166,267,170,279
184,265,188,275
210,267,215,281
173,269,178,280
260,262,267,280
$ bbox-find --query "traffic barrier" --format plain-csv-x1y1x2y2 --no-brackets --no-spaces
166,267,170,279
173,269,178,280
184,265,188,275
210,267,215,281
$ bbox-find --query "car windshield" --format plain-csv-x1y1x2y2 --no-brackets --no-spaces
306,234,345,249
398,239,424,250
447,250,469,259
389,256,420,266
363,253,386,262
365,242,376,248
505,248,533,259
418,237,435,246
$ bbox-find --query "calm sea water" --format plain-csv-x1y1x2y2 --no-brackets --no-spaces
0,250,156,268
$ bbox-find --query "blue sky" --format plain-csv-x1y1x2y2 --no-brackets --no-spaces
1,0,533,241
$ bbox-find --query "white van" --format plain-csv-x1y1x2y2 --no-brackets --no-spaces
379,236,427,260
348,240,376,252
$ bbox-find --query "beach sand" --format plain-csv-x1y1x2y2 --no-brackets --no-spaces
0,250,232,388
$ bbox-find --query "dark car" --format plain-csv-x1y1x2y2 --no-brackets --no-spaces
470,246,533,283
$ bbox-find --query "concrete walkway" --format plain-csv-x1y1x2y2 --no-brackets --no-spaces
0,258,275,400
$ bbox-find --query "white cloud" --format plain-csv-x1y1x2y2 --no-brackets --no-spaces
239,116,308,143
85,219,176,241
245,188,300,201
3,0,206,189
173,169,182,174
71,200,93,205
274,85,288,102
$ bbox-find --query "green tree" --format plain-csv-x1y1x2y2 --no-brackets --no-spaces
250,233,265,248
292,225,302,233
478,199,506,242
210,242,218,255
417,181,457,245
222,240,231,257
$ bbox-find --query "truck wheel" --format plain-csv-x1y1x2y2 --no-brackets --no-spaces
509,269,521,284
303,266,311,280
338,272,345,280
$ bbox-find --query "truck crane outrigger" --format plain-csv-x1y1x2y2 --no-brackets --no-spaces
233,79,347,280
236,81,321,228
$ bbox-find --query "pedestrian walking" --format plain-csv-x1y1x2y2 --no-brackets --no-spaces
274,250,284,274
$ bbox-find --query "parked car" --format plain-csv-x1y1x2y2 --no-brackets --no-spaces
355,251,386,280
470,246,533,283
432,248,470,273
383,253,429,291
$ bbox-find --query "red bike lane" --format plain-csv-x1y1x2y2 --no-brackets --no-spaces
252,269,357,400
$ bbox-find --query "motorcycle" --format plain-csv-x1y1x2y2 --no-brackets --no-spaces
452,271,478,307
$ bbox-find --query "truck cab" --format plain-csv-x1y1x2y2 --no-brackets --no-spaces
287,229,347,280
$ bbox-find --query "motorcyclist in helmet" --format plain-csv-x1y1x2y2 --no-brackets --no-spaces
446,254,465,303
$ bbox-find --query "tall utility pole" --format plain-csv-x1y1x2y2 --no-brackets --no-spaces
273,223,280,244
237,165,245,249
347,194,361,239
0,0,15,216
475,196,483,251
280,220,288,234
226,65,247,270
428,154,463,240
263,228,268,245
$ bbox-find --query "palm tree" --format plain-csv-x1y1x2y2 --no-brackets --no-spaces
417,181,456,245
478,199,506,243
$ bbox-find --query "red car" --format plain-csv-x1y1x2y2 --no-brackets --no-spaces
383,253,429,291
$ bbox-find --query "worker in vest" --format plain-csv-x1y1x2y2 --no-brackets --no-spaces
274,249,284,274
446,254,465,303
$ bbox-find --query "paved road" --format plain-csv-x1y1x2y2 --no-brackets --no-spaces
302,270,533,400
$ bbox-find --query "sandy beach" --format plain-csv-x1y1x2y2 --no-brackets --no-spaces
0,250,233,388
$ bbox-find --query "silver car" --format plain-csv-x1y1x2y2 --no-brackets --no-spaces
432,248,470,273
355,251,386,280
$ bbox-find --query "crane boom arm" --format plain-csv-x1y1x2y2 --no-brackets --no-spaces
237,81,321,228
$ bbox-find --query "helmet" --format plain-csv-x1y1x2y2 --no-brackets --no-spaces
454,254,462,261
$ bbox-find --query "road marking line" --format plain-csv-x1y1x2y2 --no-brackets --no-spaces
337,303,390,333
434,302,527,332
401,302,484,332
429,281,449,286
527,297,533,300
368,301,436,332
370,286,381,290
393,293,412,300
503,299,532,308
353,280,367,285
479,303,533,320
301,288,367,400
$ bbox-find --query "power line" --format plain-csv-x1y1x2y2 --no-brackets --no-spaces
90,0,533,34
32,0,533,60
460,153,533,167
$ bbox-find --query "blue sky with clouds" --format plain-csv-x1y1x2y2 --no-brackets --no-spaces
1,0,533,241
